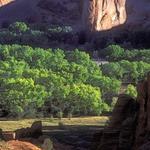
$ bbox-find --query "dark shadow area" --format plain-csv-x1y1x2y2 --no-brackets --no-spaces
42,125,104,149
0,0,41,25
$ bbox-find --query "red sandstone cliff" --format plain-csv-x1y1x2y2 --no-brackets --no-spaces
81,0,126,31
81,0,150,31
0,0,12,6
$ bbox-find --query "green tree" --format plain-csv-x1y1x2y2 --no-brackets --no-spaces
0,78,47,116
105,45,125,61
68,83,102,115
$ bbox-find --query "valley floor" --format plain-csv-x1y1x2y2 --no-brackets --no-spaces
0,116,108,131
0,117,108,150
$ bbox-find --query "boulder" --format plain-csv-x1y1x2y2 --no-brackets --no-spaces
30,121,42,138
7,140,41,150
2,131,15,141
15,121,42,139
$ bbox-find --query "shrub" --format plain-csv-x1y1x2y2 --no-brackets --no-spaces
126,84,137,98
9,22,29,33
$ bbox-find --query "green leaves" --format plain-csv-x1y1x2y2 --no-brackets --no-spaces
9,22,29,33
103,44,150,63
101,60,150,82
126,84,137,98
0,77,48,116
0,44,121,116
68,83,102,115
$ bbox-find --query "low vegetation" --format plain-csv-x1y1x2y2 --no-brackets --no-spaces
0,117,108,131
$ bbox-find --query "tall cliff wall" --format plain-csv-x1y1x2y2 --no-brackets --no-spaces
81,0,150,31
81,0,127,31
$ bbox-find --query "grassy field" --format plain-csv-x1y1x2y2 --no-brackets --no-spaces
0,116,109,131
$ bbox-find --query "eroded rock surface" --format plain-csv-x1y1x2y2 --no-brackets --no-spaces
81,0,126,31
0,0,149,32
7,140,41,150
0,0,12,6
81,0,150,31
15,121,42,139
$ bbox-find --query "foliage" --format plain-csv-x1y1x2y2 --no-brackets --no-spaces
102,44,150,63
9,22,29,33
0,44,118,117
126,84,137,98
110,97,118,111
48,25,72,33
101,60,150,82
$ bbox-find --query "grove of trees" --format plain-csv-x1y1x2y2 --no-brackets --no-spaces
101,45,150,63
101,60,150,82
0,22,149,118
0,44,120,117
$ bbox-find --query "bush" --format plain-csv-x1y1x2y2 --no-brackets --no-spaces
126,84,137,98
9,22,29,33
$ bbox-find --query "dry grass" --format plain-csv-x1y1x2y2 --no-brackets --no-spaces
0,116,109,131
0,141,12,150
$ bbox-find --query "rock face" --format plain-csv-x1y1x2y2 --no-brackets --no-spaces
81,0,150,31
0,0,12,7
15,121,42,139
93,72,150,150
0,0,81,26
81,0,126,31
7,140,41,150
0,0,149,32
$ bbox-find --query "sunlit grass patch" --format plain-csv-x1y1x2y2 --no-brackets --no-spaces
0,116,109,131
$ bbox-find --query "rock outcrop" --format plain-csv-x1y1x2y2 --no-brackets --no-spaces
81,0,126,31
15,121,42,139
81,0,150,31
0,0,12,7
7,140,41,150
92,72,150,150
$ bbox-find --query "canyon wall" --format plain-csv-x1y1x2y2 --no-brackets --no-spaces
81,0,150,31
0,0,150,32
0,0,12,6
81,0,127,31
